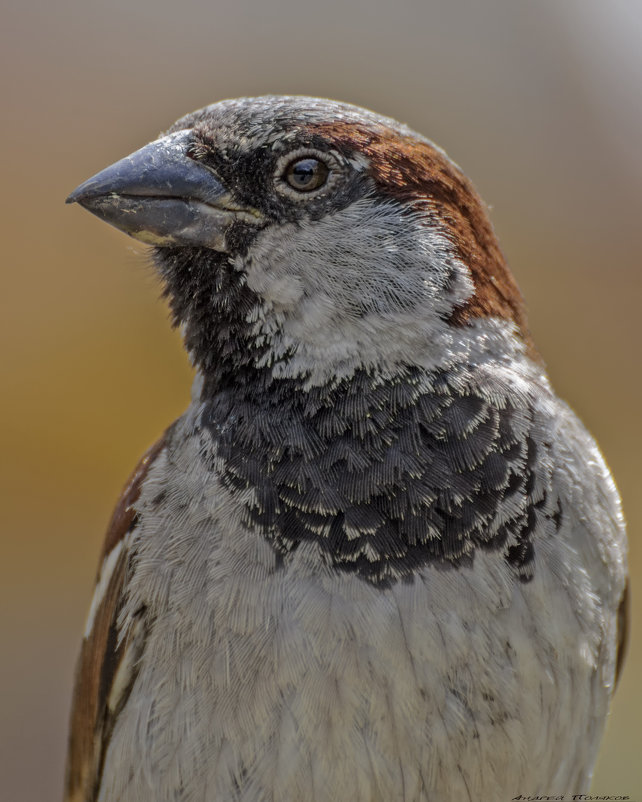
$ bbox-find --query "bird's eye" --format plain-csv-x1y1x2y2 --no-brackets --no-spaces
284,157,329,192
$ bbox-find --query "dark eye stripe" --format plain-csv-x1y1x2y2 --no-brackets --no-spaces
284,157,329,192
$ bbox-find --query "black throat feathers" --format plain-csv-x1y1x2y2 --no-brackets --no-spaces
200,366,561,586
154,246,559,586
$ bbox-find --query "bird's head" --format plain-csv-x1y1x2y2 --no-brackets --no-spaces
68,96,532,391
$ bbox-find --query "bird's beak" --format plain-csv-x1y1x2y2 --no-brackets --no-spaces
66,130,255,250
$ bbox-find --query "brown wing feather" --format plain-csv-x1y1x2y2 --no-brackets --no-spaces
615,578,630,688
64,435,168,802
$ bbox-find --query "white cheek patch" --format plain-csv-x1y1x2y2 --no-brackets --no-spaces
241,198,479,382
245,198,473,317
244,267,305,307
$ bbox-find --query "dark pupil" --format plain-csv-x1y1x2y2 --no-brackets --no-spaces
288,158,325,190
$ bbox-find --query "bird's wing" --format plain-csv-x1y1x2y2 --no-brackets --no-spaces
615,578,630,687
64,434,168,802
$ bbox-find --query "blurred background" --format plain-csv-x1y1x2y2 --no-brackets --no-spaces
1,1,640,799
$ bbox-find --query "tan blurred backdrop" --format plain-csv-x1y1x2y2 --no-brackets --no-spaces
1,1,640,800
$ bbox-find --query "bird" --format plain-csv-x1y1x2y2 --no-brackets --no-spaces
64,95,628,802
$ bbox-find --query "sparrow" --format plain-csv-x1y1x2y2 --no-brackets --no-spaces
64,96,628,802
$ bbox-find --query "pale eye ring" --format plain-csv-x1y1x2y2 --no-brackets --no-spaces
284,157,329,192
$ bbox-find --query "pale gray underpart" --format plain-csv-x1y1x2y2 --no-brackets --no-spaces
96,347,626,802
